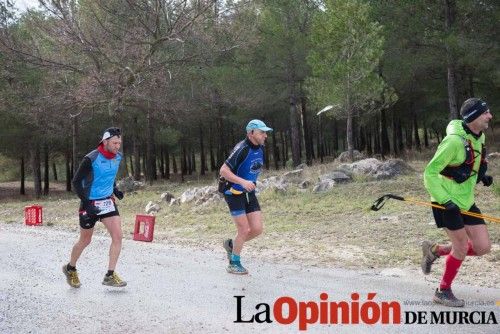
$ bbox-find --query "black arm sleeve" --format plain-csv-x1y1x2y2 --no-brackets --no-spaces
72,157,92,202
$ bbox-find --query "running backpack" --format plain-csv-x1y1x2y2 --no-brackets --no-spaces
440,136,487,184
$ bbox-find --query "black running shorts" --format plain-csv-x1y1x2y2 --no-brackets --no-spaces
224,192,260,217
432,202,485,231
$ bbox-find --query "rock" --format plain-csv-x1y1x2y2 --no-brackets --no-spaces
336,150,364,162
180,189,197,204
160,192,175,203
298,180,311,189
296,163,308,170
145,201,161,214
179,185,222,205
257,176,279,193
319,171,351,184
271,182,288,194
169,198,180,206
312,179,335,193
338,158,412,180
374,159,413,180
116,177,145,192
339,158,381,176
280,169,304,184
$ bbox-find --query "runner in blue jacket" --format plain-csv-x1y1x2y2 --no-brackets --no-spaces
62,127,127,288
220,119,273,274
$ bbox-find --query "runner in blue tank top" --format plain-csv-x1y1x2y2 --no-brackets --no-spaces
220,119,273,275
62,127,127,288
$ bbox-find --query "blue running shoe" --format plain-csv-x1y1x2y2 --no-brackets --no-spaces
226,261,248,275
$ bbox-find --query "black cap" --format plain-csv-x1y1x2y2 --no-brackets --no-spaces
100,127,121,142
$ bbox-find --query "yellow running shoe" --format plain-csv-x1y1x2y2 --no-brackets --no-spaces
102,272,127,287
62,264,81,288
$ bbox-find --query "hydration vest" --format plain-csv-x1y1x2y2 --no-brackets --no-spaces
440,136,487,184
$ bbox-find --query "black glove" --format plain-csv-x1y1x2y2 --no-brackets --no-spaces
443,200,460,212
83,200,101,216
113,188,124,200
481,175,493,187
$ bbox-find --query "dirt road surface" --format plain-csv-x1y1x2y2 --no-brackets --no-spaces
0,224,498,333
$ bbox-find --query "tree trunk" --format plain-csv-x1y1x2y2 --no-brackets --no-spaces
142,147,147,178
153,147,158,180
318,115,324,163
129,155,134,177
199,124,206,175
392,111,399,156
346,109,354,161
405,124,413,150
289,94,301,167
165,146,170,179
397,119,404,154
332,119,339,155
353,117,359,150
216,111,224,168
271,126,279,170
301,97,312,166
310,124,316,160
359,126,366,153
146,108,155,185
133,117,141,180
32,144,42,199
172,153,177,174
190,149,195,175
71,115,78,177
209,123,216,172
159,146,165,178
43,144,49,195
181,145,187,182
380,109,390,158
65,150,72,192
374,122,381,155
413,111,421,151
187,149,192,175
20,155,25,195
444,0,459,119
280,131,287,167
365,128,372,156
52,162,58,181
423,121,429,148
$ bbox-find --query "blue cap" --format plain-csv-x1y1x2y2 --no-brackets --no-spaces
246,119,273,132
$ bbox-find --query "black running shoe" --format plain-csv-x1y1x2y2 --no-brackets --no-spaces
433,288,465,307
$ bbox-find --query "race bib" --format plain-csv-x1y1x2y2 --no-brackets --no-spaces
93,199,115,215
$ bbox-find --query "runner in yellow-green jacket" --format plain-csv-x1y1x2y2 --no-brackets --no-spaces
422,98,493,307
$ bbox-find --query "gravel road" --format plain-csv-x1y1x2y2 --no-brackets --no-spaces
0,224,498,333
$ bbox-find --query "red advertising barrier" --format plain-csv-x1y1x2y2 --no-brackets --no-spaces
25,205,43,226
133,214,155,242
